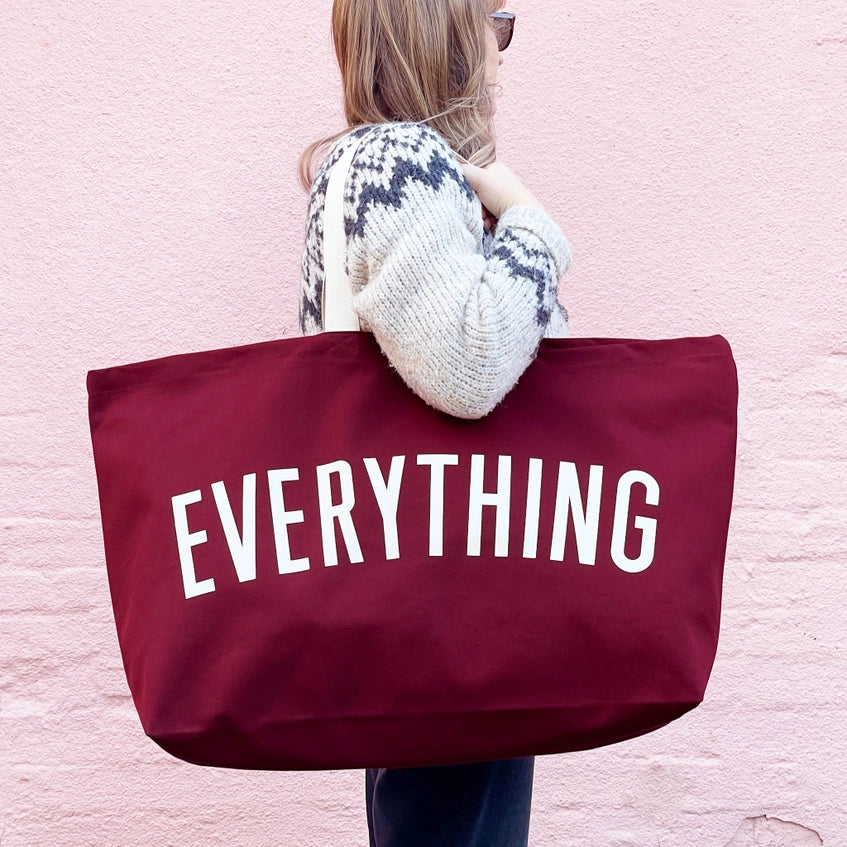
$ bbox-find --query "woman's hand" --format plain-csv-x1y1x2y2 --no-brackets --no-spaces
460,160,542,222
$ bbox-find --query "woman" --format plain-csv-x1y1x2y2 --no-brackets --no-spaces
299,1,571,843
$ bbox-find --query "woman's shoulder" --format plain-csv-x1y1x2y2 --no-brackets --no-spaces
318,122,464,183
348,122,475,214
352,120,455,156
314,121,463,195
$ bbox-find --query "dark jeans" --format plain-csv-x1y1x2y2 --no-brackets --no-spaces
365,758,534,847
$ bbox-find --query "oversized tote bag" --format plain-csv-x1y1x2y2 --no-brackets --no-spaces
87,137,738,770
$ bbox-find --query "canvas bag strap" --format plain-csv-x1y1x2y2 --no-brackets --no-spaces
322,136,364,332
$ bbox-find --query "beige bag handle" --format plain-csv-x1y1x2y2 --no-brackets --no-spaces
321,138,363,332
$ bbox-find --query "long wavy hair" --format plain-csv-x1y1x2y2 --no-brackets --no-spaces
298,0,503,190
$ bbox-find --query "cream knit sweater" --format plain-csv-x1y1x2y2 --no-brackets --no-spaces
299,122,572,419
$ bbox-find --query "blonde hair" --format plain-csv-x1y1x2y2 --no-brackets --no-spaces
298,0,502,190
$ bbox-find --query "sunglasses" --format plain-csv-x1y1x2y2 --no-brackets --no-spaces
490,11,515,52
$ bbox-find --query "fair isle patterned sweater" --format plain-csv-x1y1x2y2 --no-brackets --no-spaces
299,121,572,419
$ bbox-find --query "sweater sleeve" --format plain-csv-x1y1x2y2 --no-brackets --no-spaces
345,123,571,419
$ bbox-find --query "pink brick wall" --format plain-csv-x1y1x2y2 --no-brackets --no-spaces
2,0,844,844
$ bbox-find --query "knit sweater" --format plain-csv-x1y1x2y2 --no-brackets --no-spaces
299,121,572,419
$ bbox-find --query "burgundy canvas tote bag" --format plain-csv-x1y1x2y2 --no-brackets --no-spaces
87,330,737,770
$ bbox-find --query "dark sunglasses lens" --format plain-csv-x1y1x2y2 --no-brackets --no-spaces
492,15,514,51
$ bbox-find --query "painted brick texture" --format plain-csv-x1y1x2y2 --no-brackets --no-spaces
1,0,845,844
